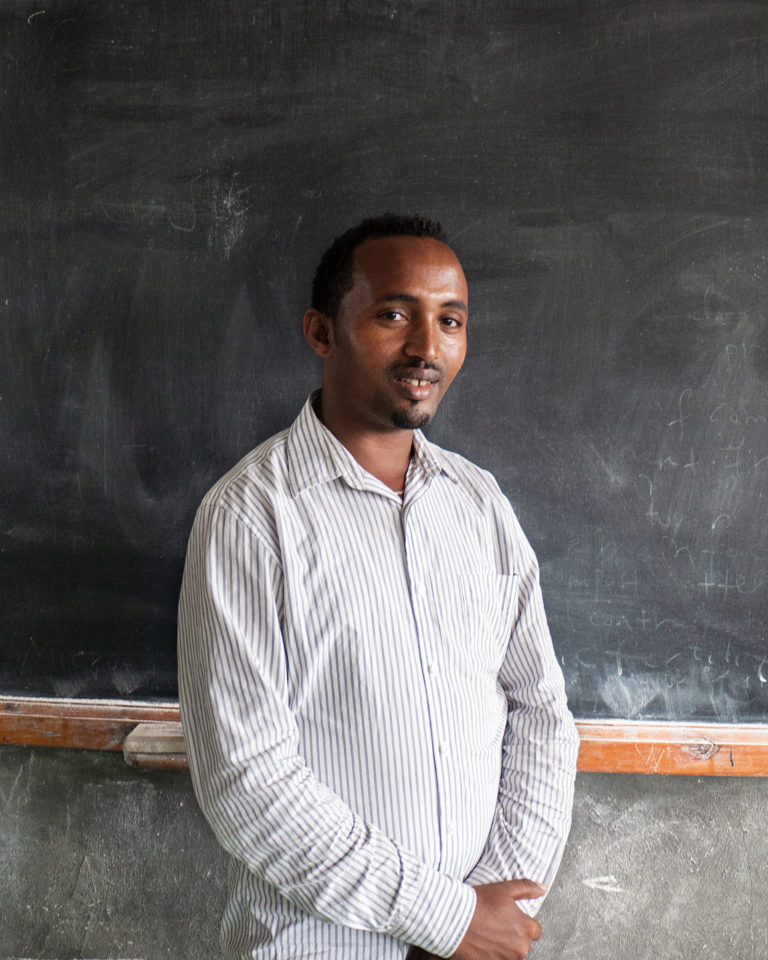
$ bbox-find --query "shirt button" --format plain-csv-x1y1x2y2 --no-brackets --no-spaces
439,740,450,755
415,581,427,598
427,661,438,675
446,820,457,837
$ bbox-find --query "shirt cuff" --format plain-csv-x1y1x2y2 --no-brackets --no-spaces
386,852,477,957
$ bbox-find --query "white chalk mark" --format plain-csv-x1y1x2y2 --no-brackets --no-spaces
582,875,625,894
589,442,625,487
168,175,199,233
668,388,692,441
634,743,666,771
208,173,249,259
28,10,46,23
711,514,732,530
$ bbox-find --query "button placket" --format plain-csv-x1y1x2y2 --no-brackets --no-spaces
403,500,455,864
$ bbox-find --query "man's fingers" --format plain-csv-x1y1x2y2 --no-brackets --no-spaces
507,878,548,901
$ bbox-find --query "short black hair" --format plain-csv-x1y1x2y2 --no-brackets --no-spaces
311,213,448,320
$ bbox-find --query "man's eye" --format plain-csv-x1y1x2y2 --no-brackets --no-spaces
379,310,405,321
441,316,463,328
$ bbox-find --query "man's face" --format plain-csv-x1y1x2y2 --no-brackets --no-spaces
320,235,468,434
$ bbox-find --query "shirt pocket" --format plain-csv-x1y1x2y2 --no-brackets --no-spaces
435,572,520,678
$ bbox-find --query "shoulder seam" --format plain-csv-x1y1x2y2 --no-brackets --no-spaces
196,500,282,567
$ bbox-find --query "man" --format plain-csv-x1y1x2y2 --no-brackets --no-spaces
178,214,579,960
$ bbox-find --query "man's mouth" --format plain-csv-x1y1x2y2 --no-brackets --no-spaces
394,366,441,385
397,377,435,387
393,368,441,401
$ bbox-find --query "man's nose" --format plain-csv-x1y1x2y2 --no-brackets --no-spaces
404,314,438,361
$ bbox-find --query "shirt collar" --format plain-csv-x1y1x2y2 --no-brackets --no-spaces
286,392,460,497
410,424,461,486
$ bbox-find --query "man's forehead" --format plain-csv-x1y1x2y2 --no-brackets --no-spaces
350,235,467,290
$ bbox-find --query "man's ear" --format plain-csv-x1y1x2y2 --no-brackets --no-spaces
303,309,334,359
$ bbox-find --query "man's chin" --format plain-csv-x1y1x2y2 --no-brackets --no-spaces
391,406,434,430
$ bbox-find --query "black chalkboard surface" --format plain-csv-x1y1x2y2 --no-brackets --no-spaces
2,0,767,721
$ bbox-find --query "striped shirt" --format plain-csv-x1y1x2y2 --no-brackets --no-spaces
178,394,578,960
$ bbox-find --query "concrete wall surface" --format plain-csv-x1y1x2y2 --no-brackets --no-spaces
1,745,766,959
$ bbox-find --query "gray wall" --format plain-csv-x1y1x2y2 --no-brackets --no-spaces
2,745,766,959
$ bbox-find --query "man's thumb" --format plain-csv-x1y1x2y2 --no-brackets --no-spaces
507,878,548,901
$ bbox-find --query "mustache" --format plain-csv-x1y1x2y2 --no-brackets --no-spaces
391,361,443,378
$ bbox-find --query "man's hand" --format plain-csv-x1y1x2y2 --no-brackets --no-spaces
406,879,546,960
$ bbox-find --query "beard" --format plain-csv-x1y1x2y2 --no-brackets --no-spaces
391,405,434,430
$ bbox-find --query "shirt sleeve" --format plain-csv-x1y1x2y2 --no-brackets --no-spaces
463,499,579,915
177,501,476,957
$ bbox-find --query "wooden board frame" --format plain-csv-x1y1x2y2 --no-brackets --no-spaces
2,696,768,775
575,718,768,776
0,696,179,751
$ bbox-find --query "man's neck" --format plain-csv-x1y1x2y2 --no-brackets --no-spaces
337,431,413,493
314,394,413,492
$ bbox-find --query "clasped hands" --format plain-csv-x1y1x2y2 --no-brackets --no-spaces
406,879,546,960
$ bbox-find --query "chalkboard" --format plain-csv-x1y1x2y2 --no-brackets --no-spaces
2,0,767,721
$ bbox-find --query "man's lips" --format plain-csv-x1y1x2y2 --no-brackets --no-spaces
393,366,440,384
393,367,441,399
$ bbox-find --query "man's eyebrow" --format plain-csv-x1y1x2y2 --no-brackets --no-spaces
375,293,469,311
